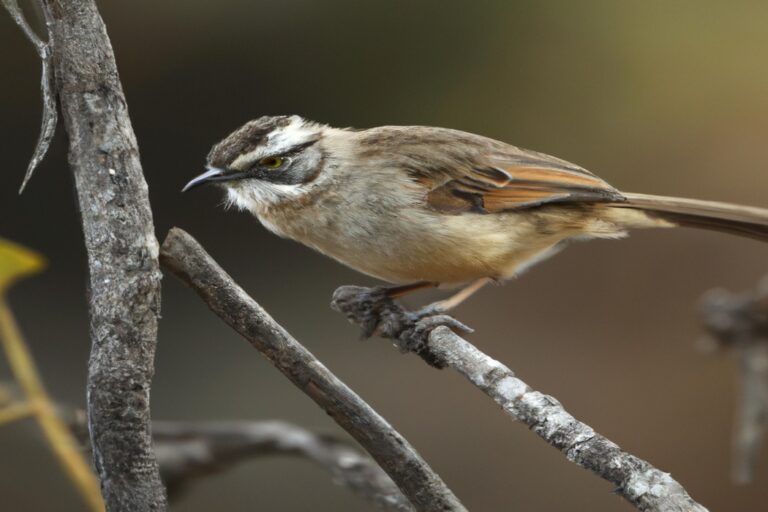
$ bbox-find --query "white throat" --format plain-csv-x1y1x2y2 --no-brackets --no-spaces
224,181,305,214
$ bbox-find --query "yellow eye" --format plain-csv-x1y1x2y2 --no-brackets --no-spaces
259,156,284,169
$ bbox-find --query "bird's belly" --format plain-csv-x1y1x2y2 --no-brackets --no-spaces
289,209,566,284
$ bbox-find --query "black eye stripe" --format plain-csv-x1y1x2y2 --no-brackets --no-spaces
281,138,319,157
248,138,319,170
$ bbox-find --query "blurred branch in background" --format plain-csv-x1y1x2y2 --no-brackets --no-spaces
2,381,412,511
700,277,768,484
151,420,413,511
0,239,104,512
160,227,465,512
65,412,414,511
332,286,709,512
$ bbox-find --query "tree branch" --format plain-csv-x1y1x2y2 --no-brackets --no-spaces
2,0,58,192
332,286,709,512
700,277,768,484
160,227,465,512
152,420,413,511
25,0,167,509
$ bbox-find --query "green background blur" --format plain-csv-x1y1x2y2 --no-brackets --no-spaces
2,1,767,510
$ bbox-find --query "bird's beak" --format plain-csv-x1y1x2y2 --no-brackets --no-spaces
182,167,227,192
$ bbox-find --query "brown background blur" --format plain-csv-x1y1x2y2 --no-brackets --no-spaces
2,1,767,510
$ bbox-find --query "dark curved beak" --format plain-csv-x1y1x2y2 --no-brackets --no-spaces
182,167,226,192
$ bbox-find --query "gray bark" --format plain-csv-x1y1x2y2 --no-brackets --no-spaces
40,0,166,509
160,228,465,512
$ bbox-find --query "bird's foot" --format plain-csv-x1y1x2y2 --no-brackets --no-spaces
330,285,473,368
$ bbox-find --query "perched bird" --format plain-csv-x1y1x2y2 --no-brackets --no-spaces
184,115,768,310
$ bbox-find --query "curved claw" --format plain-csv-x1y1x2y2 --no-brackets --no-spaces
331,284,475,368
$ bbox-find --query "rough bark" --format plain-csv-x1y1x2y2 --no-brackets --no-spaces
41,0,166,509
160,228,465,512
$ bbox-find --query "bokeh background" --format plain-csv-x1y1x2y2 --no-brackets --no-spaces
2,1,768,510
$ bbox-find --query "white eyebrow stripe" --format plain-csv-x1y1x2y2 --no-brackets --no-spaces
229,148,263,171
228,116,320,171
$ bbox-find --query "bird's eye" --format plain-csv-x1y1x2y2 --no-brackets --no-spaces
259,156,285,169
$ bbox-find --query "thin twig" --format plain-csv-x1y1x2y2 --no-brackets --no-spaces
332,286,709,512
700,278,768,484
0,299,104,512
2,0,45,51
160,227,465,512
0,401,35,425
2,0,58,192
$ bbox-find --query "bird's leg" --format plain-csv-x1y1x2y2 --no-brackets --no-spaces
422,278,492,314
331,281,475,368
384,281,439,298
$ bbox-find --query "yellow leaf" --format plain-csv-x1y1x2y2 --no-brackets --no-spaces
0,239,46,292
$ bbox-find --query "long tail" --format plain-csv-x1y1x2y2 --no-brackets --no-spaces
611,192,768,242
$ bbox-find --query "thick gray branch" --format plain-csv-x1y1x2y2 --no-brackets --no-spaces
428,326,708,512
700,278,768,483
37,0,166,509
160,228,465,512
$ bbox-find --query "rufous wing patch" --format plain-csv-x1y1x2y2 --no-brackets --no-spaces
427,163,624,213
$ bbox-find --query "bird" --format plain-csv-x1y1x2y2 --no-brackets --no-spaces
184,115,768,312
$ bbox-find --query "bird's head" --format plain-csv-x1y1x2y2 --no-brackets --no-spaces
184,115,327,211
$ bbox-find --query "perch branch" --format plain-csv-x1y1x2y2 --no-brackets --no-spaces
160,228,465,512
699,277,768,484
332,286,709,512
2,0,58,192
16,0,167,509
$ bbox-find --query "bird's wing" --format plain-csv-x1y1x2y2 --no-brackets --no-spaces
422,147,625,213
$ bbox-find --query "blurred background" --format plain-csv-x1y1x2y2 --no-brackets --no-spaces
2,0,767,510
